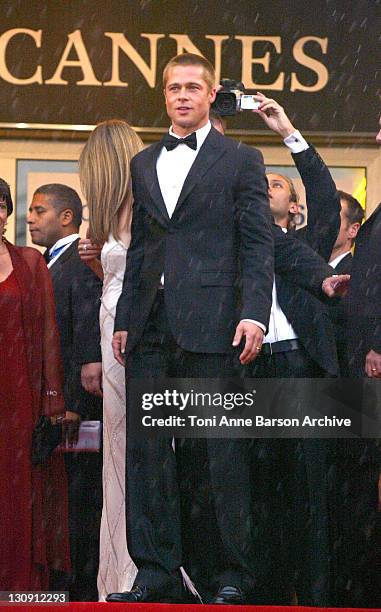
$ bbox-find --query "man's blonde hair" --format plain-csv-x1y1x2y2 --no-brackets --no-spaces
79,120,143,243
163,53,215,90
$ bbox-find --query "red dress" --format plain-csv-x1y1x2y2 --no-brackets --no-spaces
0,245,70,590
0,271,40,588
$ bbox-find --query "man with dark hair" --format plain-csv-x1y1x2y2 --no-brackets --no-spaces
329,191,364,273
349,117,381,377
34,183,83,228
328,123,381,609
328,191,364,375
28,183,103,601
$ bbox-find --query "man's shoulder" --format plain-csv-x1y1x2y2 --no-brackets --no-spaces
132,142,158,165
217,133,261,157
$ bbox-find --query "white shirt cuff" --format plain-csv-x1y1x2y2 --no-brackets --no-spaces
283,130,309,154
241,319,266,334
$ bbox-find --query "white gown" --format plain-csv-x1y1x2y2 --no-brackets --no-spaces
97,235,137,600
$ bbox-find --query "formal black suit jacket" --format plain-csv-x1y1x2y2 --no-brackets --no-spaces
115,128,332,354
276,145,341,375
47,239,103,417
327,253,353,376
346,202,381,375
115,127,275,353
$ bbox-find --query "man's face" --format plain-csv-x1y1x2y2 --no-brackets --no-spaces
27,194,63,248
332,199,360,251
267,173,298,225
164,64,216,136
376,114,381,145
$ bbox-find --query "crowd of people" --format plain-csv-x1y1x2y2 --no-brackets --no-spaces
0,52,380,607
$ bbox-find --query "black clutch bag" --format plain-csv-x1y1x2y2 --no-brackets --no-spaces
31,415,62,466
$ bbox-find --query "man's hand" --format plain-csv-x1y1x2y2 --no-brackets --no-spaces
81,362,103,397
233,321,264,365
365,349,381,378
61,411,81,447
253,92,296,138
78,237,103,263
112,331,128,366
322,274,351,298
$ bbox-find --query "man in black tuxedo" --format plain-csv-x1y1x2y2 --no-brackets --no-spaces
326,118,381,609
329,119,381,608
250,92,341,379
28,183,103,601
346,138,381,378
328,191,364,376
241,95,343,606
108,54,343,605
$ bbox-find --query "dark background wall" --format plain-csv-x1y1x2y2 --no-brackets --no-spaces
0,0,380,133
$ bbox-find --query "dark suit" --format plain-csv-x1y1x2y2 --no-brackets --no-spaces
48,238,103,600
347,202,381,376
334,204,381,608
249,145,341,606
329,252,353,376
282,144,341,375
115,127,332,596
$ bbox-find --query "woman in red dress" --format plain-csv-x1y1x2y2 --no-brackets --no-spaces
0,179,70,590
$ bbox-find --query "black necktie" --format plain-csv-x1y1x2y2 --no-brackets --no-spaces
163,132,197,151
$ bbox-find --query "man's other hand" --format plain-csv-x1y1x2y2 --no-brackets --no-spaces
62,411,81,447
322,274,351,297
81,362,103,397
112,331,128,366
365,349,381,378
233,321,264,365
253,92,296,138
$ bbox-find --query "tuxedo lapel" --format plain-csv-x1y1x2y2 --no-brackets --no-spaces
143,141,170,226
49,239,77,280
173,128,226,217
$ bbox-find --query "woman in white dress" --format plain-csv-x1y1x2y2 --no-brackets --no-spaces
78,120,143,600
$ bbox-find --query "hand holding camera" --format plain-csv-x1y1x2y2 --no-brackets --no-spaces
251,92,296,138
212,82,296,139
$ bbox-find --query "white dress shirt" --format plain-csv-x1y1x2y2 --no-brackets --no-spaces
329,250,351,269
263,132,309,345
156,120,265,333
264,228,298,344
283,130,309,154
156,121,211,218
47,233,80,269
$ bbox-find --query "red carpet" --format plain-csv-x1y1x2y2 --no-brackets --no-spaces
0,604,379,611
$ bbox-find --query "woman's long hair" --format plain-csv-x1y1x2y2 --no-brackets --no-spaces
79,120,143,243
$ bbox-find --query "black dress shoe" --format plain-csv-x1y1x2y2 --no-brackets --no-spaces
210,585,246,604
106,584,181,603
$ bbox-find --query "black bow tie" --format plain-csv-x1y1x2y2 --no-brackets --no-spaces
163,132,197,151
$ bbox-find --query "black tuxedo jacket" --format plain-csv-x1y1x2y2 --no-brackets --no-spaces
327,253,353,376
276,145,341,375
346,202,381,374
47,239,103,417
115,128,331,354
115,127,274,353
